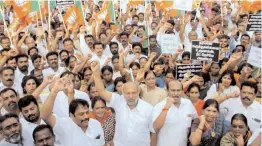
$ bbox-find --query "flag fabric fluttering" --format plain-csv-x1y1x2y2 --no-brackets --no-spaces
11,0,31,19
95,1,115,23
241,1,261,12
63,4,84,26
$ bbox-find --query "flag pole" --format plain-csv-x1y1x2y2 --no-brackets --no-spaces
57,6,67,31
48,0,51,37
0,8,13,46
147,0,151,55
119,0,122,27
38,0,47,47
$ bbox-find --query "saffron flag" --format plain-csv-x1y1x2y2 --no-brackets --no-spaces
241,1,261,12
11,0,31,19
129,0,143,7
95,1,115,23
63,4,84,26
106,1,115,23
39,0,49,16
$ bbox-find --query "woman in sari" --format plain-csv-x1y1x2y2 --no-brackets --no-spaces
221,114,252,146
187,83,205,116
189,99,230,146
89,96,116,146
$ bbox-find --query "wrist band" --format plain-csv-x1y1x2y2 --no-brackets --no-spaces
162,108,169,111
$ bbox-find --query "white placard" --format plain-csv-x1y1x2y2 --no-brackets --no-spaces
247,46,262,68
159,34,180,54
173,0,193,11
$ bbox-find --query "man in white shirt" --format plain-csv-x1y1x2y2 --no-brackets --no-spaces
15,54,30,86
125,42,147,64
63,38,84,61
0,88,20,116
0,113,24,146
78,26,94,57
220,81,262,132
17,95,48,146
119,32,132,52
41,76,104,146
0,66,22,94
32,124,56,146
90,42,109,69
92,60,153,146
151,80,198,146
41,71,91,118
42,51,65,78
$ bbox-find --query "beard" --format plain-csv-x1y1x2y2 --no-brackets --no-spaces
127,99,138,106
25,114,40,123
111,50,118,55
8,133,21,144
19,65,28,72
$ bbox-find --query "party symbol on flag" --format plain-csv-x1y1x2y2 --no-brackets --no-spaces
66,11,77,25
98,10,108,20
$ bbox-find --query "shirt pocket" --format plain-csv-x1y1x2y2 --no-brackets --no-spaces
182,114,193,128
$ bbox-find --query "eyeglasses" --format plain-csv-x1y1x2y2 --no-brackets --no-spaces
231,125,246,129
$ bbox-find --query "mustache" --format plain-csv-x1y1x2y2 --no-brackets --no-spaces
28,114,36,119
81,118,89,123
7,79,13,82
242,97,250,101
8,101,16,107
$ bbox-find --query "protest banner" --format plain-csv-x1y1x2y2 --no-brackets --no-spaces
247,46,262,68
159,34,180,54
173,0,193,11
246,15,262,31
191,41,220,62
56,0,74,7
176,64,202,80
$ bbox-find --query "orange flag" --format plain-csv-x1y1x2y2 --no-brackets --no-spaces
25,11,38,24
39,0,49,16
10,0,31,19
129,0,143,7
63,5,84,26
241,1,261,12
95,3,109,21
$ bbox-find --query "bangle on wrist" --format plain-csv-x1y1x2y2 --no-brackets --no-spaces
197,127,203,132
197,127,203,131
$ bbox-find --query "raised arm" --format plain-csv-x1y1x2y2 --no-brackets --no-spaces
153,98,173,132
91,61,112,103
119,50,130,81
189,115,206,145
32,75,53,100
72,54,92,73
179,14,191,42
41,76,68,127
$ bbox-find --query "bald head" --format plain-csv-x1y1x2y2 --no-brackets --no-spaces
122,82,140,94
167,80,183,90
122,82,140,107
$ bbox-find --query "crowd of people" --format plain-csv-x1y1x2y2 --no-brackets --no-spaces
0,0,261,146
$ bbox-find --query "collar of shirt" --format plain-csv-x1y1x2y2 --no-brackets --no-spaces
16,68,28,77
134,99,146,113
241,98,259,110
